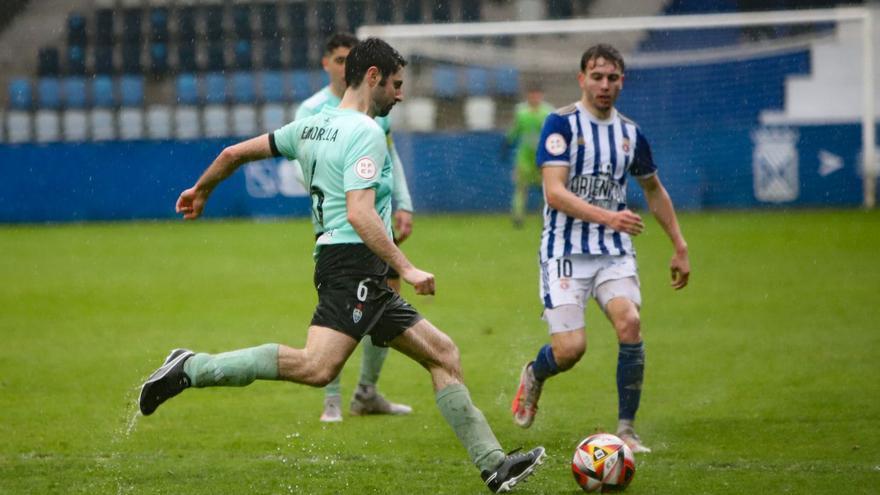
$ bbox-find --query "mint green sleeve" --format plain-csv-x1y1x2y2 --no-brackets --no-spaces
294,102,317,121
343,124,387,192
388,136,413,212
272,121,298,160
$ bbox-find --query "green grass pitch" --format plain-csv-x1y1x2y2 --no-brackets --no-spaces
1,210,878,494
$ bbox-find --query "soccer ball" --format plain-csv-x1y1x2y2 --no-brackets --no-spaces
571,433,636,492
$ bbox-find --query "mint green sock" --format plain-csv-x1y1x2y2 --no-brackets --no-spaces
436,383,505,472
359,336,389,386
184,344,279,387
324,373,342,397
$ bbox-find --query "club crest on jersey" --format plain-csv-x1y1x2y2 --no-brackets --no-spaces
352,305,363,323
751,127,799,203
622,138,631,153
355,157,378,180
545,133,567,155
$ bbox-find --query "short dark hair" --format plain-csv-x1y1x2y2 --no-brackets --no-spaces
580,44,625,73
344,37,407,88
325,32,359,54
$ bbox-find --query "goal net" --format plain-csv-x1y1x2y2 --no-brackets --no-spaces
359,7,877,210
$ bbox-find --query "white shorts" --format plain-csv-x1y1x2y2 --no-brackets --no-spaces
539,254,641,333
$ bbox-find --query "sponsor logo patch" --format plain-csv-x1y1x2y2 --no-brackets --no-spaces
545,133,567,155
355,157,378,180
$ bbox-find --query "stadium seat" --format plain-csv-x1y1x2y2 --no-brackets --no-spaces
92,76,115,108
146,105,172,139
149,7,169,42
289,37,309,69
90,108,116,141
316,1,336,36
462,0,482,22
118,108,144,140
94,45,115,74
176,74,200,105
207,41,225,72
347,0,366,31
66,45,86,75
174,106,200,140
38,47,61,77
262,40,282,70
205,5,224,41
34,110,61,142
177,43,198,73
6,111,32,143
202,105,229,138
232,4,252,39
67,13,87,46
95,8,115,45
231,72,256,104
8,79,33,110
177,7,196,41
432,2,451,22
464,96,496,130
403,0,422,23
62,77,88,109
289,70,312,101
121,42,142,74
231,105,258,137
149,42,170,75
464,67,491,97
204,72,227,105
234,40,253,71
119,76,144,107
493,66,520,96
260,103,286,133
259,4,280,40
431,65,460,99
121,8,142,44
259,71,285,103
37,78,62,109
375,0,394,24
62,110,89,141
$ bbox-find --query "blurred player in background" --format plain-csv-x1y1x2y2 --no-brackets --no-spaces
294,32,414,423
141,37,545,493
506,83,553,228
510,44,690,454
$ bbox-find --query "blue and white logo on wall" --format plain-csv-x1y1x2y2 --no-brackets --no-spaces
244,159,308,198
752,127,799,203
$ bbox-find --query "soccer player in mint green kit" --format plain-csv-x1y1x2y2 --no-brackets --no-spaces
295,33,414,423
506,84,553,228
140,38,545,493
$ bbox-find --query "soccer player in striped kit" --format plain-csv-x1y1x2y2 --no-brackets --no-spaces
510,44,690,453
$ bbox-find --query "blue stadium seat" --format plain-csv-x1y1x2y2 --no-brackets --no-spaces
67,13,87,46
149,7,169,43
289,70,312,101
149,42,169,75
94,45,114,74
347,0,366,32
262,39,282,70
259,3,279,39
234,40,253,70
432,65,460,98
462,0,482,22
62,77,88,109
403,0,422,23
176,74,199,105
37,78,61,109
289,36,309,69
177,7,196,41
205,6,224,41
465,67,491,97
204,72,227,104
8,78,33,110
38,47,60,77
119,76,144,107
122,8,142,44
121,42,142,74
207,41,225,72
493,66,520,96
260,71,285,102
177,43,197,73
375,0,394,24
92,76,115,108
232,5,252,40
95,8,114,45
66,44,86,75
231,72,256,104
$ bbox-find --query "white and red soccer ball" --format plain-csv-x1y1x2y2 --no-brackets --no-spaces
571,433,636,492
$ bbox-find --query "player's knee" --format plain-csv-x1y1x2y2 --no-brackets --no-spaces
615,313,641,343
554,341,586,370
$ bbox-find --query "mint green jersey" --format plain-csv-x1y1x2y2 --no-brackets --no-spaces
273,106,393,254
296,86,392,134
508,101,554,167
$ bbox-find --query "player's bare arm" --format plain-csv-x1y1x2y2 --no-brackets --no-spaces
176,134,274,220
638,174,690,289
542,165,645,235
346,188,434,295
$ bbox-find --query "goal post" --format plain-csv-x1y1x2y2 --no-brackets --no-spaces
359,7,877,208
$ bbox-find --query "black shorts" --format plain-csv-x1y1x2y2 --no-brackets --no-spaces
311,244,422,346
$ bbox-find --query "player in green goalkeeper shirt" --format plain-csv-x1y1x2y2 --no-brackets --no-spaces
140,37,545,493
294,33,414,423
506,85,553,228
